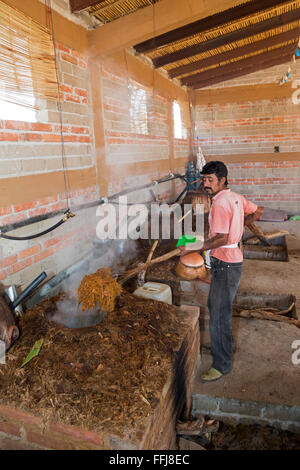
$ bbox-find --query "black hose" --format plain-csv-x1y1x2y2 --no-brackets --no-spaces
0,219,65,241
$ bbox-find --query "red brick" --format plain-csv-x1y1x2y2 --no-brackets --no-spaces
0,419,21,437
23,133,43,142
4,121,30,130
28,207,50,218
0,206,12,216
1,213,27,226
27,430,75,450
60,84,73,94
53,124,69,133
0,405,43,427
62,135,78,142
13,201,36,212
61,53,78,65
49,422,102,446
71,126,89,134
38,195,58,206
79,136,91,143
50,202,68,212
43,134,61,142
65,94,81,103
55,42,70,53
31,123,52,132
0,132,18,141
33,248,54,263
44,236,62,248
18,245,42,260
75,88,88,97
0,255,17,269
7,258,32,275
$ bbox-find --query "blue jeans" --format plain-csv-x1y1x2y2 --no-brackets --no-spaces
207,257,243,374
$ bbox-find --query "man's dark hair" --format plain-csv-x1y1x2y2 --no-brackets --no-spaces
201,161,228,186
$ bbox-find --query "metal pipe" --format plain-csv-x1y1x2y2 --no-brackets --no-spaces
0,173,185,234
12,272,47,309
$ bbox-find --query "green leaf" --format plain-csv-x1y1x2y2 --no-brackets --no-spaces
21,338,44,367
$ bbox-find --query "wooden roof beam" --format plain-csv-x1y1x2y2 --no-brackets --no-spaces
182,43,296,86
169,27,300,78
87,0,251,58
70,0,106,13
190,53,298,89
135,0,293,54
153,7,300,68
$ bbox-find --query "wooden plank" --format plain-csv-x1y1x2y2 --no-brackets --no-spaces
0,168,97,207
135,0,293,53
192,83,295,105
87,0,251,58
204,153,300,163
69,0,106,13
182,43,296,86
153,7,300,68
190,52,295,89
169,27,300,78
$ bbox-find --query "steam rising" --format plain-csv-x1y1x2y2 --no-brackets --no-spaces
49,239,139,328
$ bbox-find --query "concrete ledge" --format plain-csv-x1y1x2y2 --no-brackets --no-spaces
192,394,300,433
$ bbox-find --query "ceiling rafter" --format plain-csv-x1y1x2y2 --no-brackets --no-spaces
168,27,300,78
191,52,299,89
134,0,294,53
70,0,106,13
181,42,296,86
152,7,300,68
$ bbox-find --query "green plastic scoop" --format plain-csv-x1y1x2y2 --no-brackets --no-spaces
176,234,197,247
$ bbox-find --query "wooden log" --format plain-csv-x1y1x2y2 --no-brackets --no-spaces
119,248,181,284
246,230,289,245
138,240,159,285
245,222,271,246
233,308,300,328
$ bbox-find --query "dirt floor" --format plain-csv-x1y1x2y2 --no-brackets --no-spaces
0,291,189,439
188,420,300,450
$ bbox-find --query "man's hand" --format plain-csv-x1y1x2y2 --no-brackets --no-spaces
244,206,264,226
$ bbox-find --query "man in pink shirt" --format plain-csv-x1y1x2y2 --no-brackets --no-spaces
180,161,263,382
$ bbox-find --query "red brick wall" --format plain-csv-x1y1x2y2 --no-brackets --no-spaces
0,42,98,289
0,186,98,286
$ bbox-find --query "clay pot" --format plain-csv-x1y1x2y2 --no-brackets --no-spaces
175,253,207,280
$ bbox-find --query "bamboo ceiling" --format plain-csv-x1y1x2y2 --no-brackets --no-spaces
87,0,160,24
132,0,300,89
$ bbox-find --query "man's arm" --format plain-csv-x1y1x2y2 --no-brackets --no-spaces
178,233,228,254
244,206,264,227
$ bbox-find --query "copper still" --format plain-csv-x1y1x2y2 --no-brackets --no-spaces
175,252,206,280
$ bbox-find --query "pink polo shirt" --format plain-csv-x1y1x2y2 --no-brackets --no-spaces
209,189,258,263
